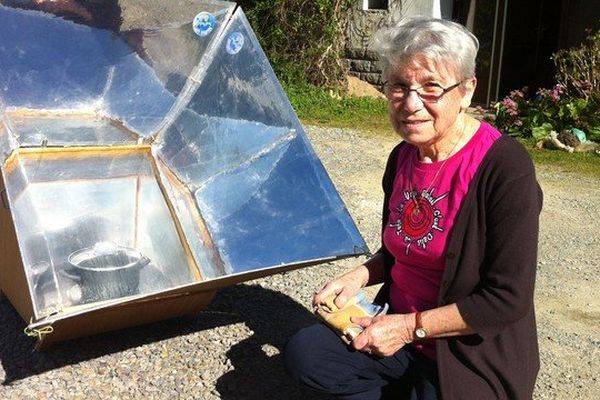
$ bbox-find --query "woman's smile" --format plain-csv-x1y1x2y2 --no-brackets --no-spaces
401,118,431,128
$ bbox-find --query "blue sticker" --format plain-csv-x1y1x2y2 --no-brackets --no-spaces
193,12,216,37
226,32,244,55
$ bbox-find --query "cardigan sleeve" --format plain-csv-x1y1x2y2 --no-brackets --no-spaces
456,139,543,335
375,143,403,271
372,143,403,306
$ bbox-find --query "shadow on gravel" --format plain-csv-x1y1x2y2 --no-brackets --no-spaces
0,296,240,385
0,283,332,399
212,283,334,400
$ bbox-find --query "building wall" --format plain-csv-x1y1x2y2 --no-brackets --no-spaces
345,0,452,86
345,2,393,86
345,0,600,103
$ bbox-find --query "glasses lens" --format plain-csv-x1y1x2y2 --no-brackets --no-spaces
384,82,455,103
419,85,444,95
384,84,404,99
416,85,443,102
417,94,442,102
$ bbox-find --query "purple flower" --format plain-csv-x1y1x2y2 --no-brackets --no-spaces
550,83,565,101
509,89,525,99
501,97,519,116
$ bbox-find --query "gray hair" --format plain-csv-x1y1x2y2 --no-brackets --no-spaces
371,16,479,80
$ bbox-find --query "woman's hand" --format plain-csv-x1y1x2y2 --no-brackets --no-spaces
350,313,415,357
312,265,370,310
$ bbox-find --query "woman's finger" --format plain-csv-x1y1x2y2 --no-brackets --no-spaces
350,316,374,328
351,330,370,351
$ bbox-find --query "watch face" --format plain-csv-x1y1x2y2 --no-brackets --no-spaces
415,328,427,339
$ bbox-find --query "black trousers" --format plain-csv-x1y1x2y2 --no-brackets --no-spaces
284,323,440,400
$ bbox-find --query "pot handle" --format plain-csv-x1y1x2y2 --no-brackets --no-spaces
138,256,151,268
58,268,81,282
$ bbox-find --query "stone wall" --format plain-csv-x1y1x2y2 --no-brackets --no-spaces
344,0,440,87
346,48,385,86
345,2,394,87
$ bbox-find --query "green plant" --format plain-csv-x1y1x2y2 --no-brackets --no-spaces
284,82,389,133
491,27,600,142
238,0,353,89
491,85,600,141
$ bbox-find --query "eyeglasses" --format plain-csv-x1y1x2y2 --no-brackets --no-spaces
382,80,466,103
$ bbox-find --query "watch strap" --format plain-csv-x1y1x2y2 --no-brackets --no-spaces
414,311,428,340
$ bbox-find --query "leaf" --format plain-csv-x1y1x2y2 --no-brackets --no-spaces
532,122,554,140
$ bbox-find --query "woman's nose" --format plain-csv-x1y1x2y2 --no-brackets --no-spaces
402,90,424,112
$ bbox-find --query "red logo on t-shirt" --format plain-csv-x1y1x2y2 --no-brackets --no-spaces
390,188,448,255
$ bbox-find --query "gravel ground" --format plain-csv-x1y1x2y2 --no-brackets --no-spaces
0,126,598,399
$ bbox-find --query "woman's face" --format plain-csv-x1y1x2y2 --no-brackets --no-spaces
386,56,476,148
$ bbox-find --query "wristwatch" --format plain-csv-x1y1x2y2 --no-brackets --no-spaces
414,312,428,340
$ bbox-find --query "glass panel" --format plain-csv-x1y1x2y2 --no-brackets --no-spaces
183,11,298,127
7,111,139,147
157,9,368,275
155,158,226,280
4,149,196,316
364,1,388,11
0,2,234,137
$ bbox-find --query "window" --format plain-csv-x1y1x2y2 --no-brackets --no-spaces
362,0,388,11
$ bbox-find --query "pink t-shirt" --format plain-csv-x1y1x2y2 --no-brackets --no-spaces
383,121,501,359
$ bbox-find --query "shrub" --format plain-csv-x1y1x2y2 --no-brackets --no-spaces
237,0,354,89
553,30,600,99
491,28,600,142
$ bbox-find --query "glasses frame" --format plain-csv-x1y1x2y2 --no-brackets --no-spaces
382,79,466,103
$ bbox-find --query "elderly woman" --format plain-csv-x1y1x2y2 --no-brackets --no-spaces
284,17,542,400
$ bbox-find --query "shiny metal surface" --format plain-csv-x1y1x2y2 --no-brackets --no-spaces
10,113,140,147
6,149,195,313
0,1,368,319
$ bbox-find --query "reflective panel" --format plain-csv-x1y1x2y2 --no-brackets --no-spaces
4,148,196,315
0,1,368,320
8,111,140,147
0,1,234,137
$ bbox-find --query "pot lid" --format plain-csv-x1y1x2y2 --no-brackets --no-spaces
68,242,148,272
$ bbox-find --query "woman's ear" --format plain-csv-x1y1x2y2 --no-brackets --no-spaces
460,77,477,110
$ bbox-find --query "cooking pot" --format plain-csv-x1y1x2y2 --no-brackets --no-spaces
63,242,150,304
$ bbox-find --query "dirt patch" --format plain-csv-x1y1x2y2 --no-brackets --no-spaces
346,75,386,99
